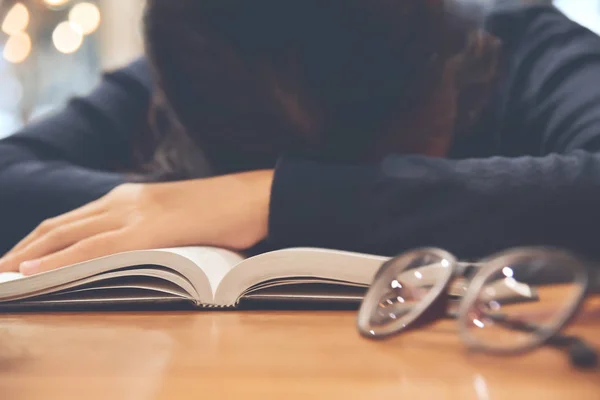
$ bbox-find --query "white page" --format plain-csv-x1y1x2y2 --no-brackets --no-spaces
0,272,23,284
163,247,244,297
214,248,389,305
0,247,240,304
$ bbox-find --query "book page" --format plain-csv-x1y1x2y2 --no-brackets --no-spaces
214,248,388,305
0,272,23,284
0,247,243,304
161,247,244,297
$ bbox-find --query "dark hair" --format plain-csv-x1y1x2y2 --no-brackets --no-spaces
137,0,502,180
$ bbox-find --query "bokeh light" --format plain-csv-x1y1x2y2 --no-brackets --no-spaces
43,0,71,7
52,21,83,54
3,32,32,64
1,3,30,35
68,2,101,35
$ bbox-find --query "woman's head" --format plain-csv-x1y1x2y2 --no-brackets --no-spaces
141,0,502,178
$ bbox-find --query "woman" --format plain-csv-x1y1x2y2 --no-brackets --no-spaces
1,0,600,275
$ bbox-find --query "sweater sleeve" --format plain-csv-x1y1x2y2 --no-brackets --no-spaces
0,58,152,255
267,6,600,259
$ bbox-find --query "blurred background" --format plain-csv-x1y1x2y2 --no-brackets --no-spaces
0,0,143,139
0,0,598,139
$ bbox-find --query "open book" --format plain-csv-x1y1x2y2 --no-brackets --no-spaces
0,247,538,310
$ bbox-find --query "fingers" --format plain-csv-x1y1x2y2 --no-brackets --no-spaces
0,214,121,272
5,199,107,258
19,230,131,276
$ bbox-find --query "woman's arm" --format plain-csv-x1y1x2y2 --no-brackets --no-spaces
268,152,600,259
267,6,600,259
0,58,152,254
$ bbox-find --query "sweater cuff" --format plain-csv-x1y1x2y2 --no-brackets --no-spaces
268,156,378,250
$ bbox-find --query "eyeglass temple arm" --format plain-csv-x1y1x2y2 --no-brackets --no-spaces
456,262,482,276
487,314,598,368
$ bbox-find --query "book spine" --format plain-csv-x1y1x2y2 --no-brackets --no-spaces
196,301,239,309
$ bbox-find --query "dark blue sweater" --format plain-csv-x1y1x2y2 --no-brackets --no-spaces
2,5,600,259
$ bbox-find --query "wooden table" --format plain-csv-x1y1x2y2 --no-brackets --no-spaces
0,300,598,400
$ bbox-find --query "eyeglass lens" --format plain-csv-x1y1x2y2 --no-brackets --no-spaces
461,252,586,352
368,251,453,331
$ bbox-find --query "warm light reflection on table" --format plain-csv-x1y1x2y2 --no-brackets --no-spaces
0,295,598,399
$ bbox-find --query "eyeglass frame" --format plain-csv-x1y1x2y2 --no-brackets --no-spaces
357,246,599,358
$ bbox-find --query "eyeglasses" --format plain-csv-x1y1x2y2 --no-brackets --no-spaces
357,247,599,368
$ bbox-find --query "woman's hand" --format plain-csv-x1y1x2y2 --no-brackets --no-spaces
0,170,274,276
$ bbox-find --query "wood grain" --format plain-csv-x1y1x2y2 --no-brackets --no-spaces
0,299,598,399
